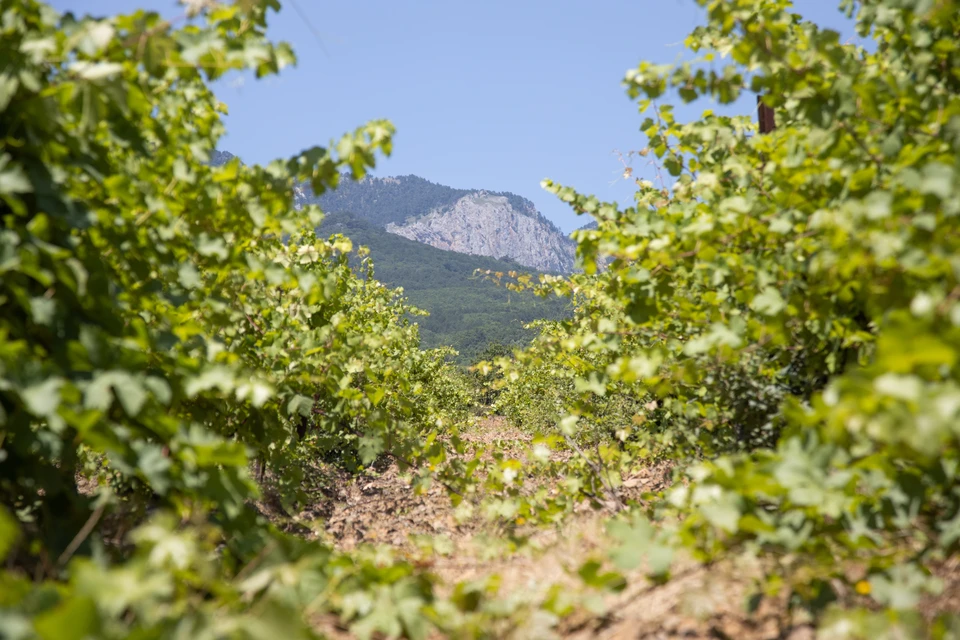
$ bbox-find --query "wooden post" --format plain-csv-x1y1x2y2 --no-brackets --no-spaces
757,95,776,134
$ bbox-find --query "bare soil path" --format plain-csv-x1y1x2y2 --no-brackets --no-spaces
294,418,789,639
292,418,958,639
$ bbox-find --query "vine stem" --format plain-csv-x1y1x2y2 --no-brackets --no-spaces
57,502,107,568
561,433,625,512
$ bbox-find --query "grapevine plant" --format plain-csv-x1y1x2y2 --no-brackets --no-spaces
0,1,479,637
491,0,960,634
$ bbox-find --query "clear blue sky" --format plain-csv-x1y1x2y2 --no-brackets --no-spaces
54,1,855,232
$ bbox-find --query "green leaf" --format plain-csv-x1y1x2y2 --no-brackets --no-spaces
364,384,386,406
71,61,124,81
21,378,63,418
750,287,786,316
184,366,235,396
287,394,313,418
132,442,172,494
557,415,579,436
178,263,202,289
78,21,116,55
358,432,384,464
574,373,606,396
85,371,147,416
869,565,942,610
236,379,272,407
695,487,742,533
864,191,892,220
577,559,627,592
645,544,674,576
0,163,31,195
29,297,57,326
920,163,954,199
33,596,99,640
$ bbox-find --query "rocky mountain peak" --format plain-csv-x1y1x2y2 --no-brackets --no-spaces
208,149,236,166
212,149,576,273
385,191,575,273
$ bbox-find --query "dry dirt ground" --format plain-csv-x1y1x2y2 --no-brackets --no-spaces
259,417,960,639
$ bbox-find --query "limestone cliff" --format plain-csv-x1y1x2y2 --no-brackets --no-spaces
385,191,575,273
300,174,576,273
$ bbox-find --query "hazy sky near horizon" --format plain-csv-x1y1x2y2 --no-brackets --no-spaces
54,1,856,232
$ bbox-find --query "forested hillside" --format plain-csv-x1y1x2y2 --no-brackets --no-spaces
319,212,569,362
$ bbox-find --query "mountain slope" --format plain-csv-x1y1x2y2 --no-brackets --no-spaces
386,191,575,273
303,174,470,227
300,174,576,273
319,212,570,363
207,150,572,359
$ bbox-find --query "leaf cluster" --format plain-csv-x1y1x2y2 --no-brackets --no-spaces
0,2,478,637
492,0,960,632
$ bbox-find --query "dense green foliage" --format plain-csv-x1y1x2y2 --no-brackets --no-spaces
0,2,480,637
490,0,960,634
319,212,570,363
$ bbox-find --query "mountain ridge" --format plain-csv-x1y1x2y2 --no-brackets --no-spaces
297,173,576,273
211,149,575,272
